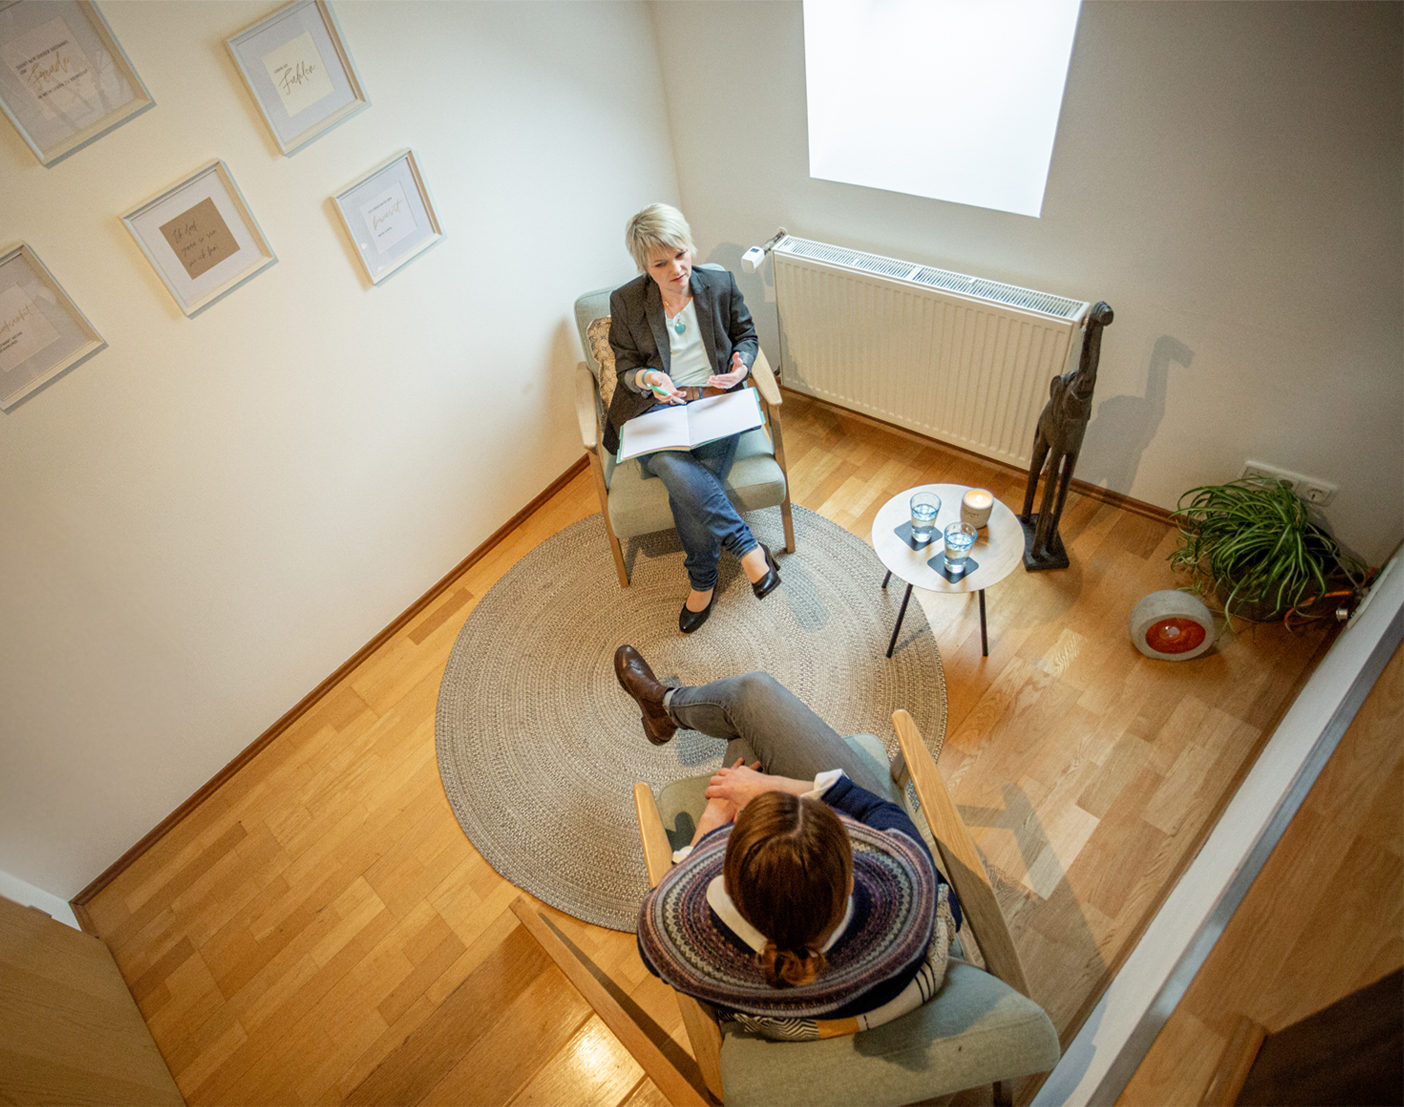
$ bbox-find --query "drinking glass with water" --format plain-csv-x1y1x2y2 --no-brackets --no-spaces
909,492,941,544
943,521,976,573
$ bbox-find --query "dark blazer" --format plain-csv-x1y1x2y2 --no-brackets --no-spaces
603,266,759,455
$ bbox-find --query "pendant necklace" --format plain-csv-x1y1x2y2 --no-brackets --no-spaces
667,297,688,336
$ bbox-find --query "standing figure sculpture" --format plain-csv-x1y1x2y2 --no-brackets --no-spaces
1020,301,1114,570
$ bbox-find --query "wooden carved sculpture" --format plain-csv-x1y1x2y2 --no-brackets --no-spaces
1020,301,1114,570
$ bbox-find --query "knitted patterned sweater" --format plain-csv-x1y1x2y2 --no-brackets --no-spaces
637,777,963,1028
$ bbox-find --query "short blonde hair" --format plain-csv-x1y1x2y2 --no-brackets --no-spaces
625,203,695,272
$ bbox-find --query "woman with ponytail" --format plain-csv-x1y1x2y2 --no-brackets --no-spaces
725,793,852,989
618,647,962,1039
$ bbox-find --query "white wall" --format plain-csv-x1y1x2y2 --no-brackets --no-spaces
0,1,677,899
0,873,80,930
652,0,1403,567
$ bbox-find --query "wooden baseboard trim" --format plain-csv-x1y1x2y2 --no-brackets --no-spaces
71,456,589,912
782,386,1172,524
70,899,98,938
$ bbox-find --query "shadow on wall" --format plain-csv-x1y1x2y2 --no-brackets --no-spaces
1077,335,1194,495
707,241,781,371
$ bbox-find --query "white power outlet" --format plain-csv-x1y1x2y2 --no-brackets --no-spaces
1241,460,1298,490
1240,460,1337,506
1300,479,1337,506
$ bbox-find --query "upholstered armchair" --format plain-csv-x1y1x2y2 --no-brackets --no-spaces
573,281,795,587
632,710,1062,1106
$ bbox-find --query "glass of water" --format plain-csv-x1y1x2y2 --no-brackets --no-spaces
943,521,977,573
909,492,941,544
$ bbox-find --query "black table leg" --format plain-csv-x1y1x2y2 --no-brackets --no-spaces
979,588,988,657
881,569,892,589
887,582,914,658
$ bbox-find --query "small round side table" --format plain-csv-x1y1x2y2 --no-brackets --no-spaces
871,484,1023,657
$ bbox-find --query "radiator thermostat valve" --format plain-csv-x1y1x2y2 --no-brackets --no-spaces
741,246,767,273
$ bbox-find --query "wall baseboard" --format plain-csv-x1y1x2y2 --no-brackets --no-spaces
71,456,588,919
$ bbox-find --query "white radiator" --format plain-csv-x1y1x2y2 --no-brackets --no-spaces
772,236,1090,468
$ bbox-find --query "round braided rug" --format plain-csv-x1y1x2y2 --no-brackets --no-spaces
435,505,947,931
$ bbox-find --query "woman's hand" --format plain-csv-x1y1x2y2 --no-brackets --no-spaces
705,759,812,811
688,758,758,845
705,352,749,391
637,369,686,404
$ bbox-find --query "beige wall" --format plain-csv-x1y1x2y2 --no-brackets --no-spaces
654,0,1403,567
0,1,677,898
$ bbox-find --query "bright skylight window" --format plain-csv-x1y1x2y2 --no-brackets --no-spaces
803,0,1082,218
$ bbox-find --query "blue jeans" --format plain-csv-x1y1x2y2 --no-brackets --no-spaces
639,432,758,591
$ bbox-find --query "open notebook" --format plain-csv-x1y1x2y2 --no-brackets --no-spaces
617,389,764,462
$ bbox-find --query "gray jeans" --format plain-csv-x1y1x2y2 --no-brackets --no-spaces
664,673,890,796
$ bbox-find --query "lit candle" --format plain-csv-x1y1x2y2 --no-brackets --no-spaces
961,488,994,529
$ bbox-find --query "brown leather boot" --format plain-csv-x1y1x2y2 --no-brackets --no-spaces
614,645,677,745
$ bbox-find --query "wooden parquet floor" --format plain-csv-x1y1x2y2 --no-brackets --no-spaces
1118,645,1402,1105
84,391,1330,1105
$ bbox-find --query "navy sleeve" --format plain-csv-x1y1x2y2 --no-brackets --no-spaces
822,776,963,930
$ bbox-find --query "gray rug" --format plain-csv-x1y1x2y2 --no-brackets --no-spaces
435,506,948,931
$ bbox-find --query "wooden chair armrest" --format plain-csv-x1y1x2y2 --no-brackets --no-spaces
634,782,674,888
892,709,1032,997
575,362,600,451
748,349,781,407
510,897,709,1107
633,783,727,1098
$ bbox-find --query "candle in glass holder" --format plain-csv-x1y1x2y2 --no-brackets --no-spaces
961,488,994,529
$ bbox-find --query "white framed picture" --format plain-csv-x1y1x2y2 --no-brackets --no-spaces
333,149,444,286
0,243,106,410
226,0,368,157
0,0,154,166
122,160,277,318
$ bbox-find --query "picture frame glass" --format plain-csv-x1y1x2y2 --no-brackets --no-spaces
0,0,141,159
125,163,272,315
337,154,438,281
229,0,360,151
0,246,102,409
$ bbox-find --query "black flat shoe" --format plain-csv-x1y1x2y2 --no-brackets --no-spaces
751,544,782,600
679,591,715,634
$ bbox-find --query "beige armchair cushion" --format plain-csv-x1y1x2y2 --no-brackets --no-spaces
585,317,618,410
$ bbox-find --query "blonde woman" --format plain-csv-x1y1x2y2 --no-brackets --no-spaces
604,204,780,634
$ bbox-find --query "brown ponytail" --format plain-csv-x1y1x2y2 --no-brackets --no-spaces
758,942,828,988
724,793,853,989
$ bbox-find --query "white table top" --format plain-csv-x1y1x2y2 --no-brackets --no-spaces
871,483,1024,594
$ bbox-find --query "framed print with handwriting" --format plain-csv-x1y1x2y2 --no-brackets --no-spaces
0,243,106,410
227,0,367,156
122,160,276,318
0,0,154,166
333,149,444,285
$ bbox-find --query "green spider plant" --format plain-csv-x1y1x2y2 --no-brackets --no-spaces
1168,477,1367,624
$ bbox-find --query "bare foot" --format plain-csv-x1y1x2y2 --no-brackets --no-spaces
685,587,714,612
740,547,769,584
